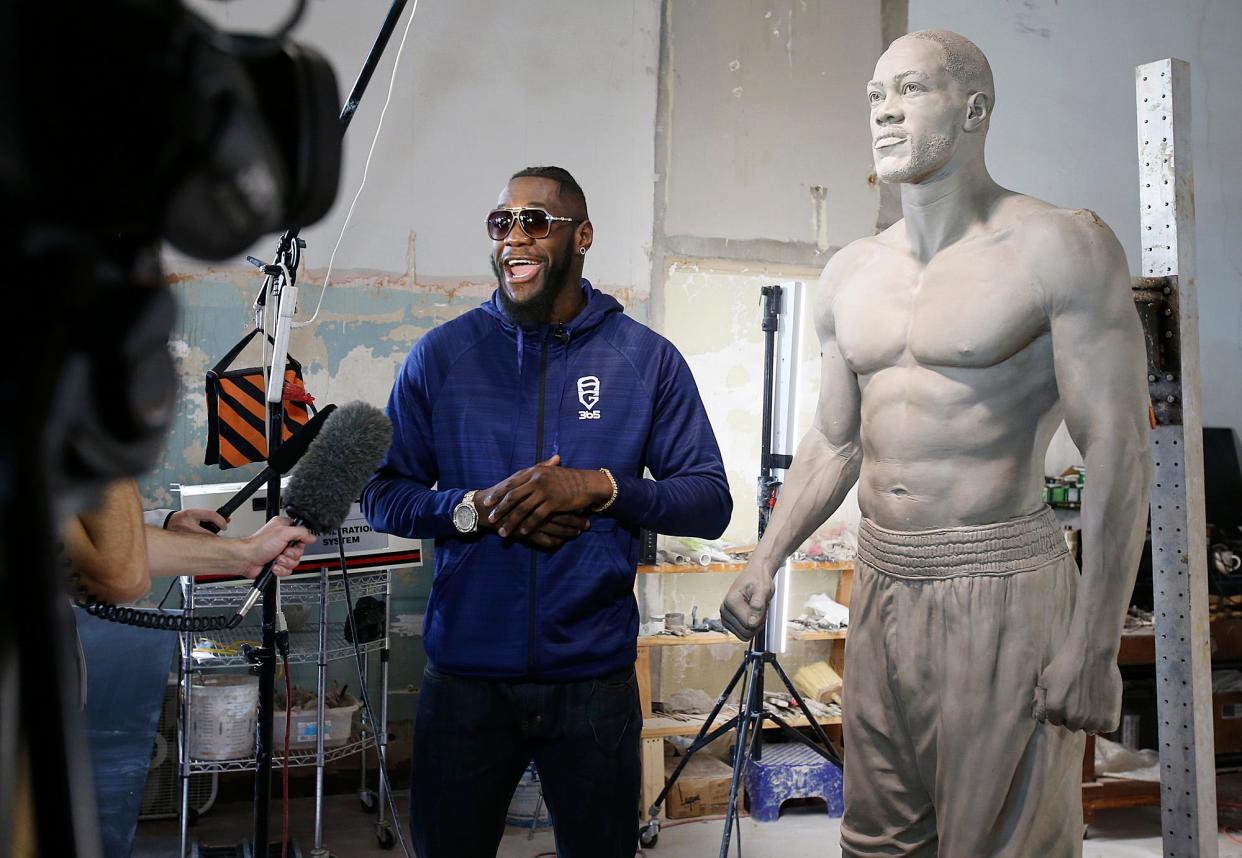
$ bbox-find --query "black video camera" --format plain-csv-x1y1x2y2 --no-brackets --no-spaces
2,0,343,511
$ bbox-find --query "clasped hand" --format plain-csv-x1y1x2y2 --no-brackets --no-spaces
477,455,600,550
1032,636,1123,734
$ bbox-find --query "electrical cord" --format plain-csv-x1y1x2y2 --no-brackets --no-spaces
156,576,179,609
338,539,413,858
76,594,242,632
282,652,292,858
295,0,420,329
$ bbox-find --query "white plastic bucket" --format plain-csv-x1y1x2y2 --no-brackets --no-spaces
188,675,258,760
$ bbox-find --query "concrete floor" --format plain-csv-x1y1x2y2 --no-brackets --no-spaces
135,792,1242,857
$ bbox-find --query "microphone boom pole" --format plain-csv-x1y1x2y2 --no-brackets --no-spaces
251,2,411,852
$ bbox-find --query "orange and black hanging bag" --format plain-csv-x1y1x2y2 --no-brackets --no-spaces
203,329,314,469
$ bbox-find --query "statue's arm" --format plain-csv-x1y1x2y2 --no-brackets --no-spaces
1039,211,1153,731
721,253,863,639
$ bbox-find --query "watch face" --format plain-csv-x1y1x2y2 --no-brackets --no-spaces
453,502,477,532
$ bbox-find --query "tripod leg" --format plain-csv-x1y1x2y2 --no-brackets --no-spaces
646,651,750,817
770,656,843,765
720,651,762,858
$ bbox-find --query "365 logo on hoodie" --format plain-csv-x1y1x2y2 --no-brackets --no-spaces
577,375,601,420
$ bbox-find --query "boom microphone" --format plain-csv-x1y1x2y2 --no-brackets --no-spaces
202,404,338,532
236,401,392,618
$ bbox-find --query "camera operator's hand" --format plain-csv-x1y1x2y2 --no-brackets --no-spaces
479,455,609,545
145,515,314,578
237,516,314,578
166,508,229,534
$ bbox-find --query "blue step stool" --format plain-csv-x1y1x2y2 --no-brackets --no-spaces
743,742,843,822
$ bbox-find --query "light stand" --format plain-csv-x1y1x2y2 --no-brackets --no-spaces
639,283,842,858
245,2,411,854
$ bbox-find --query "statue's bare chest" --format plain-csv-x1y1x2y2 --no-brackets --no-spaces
833,241,1050,375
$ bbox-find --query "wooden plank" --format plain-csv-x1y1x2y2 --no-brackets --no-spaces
635,647,653,717
638,632,740,647
1118,631,1156,666
834,565,855,607
1082,777,1161,812
636,560,853,575
641,737,664,822
787,629,848,642
642,712,841,739
828,640,845,677
1115,620,1242,667
828,567,854,674
638,629,846,647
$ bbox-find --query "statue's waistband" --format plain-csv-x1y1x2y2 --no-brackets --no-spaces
856,506,1069,579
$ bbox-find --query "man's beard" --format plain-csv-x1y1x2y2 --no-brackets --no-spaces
876,131,953,183
491,247,574,327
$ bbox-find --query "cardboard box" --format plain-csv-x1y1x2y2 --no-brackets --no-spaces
664,754,736,819
1215,691,1242,754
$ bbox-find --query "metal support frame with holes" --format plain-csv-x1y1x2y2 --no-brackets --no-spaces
1137,58,1218,856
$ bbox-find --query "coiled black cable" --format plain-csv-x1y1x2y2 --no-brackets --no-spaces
75,595,242,631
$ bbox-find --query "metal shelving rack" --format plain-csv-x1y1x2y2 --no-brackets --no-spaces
176,568,396,855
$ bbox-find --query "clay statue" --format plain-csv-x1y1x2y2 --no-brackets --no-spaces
721,29,1152,857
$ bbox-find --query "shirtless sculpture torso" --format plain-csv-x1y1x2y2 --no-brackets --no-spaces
721,30,1152,857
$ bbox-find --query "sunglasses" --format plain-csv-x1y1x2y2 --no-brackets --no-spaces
486,207,578,240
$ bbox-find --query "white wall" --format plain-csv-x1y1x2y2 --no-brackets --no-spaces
909,0,1242,440
185,0,659,291
661,0,880,251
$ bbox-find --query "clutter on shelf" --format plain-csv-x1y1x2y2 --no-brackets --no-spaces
788,592,849,634
641,605,728,637
1124,606,1154,631
792,661,843,705
1044,466,1085,508
655,535,736,566
274,680,356,712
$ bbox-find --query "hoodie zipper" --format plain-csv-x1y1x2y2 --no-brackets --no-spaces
529,335,550,675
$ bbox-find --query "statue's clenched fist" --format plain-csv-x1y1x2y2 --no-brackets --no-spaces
720,564,775,641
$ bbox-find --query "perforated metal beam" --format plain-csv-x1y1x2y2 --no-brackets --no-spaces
1137,57,1217,858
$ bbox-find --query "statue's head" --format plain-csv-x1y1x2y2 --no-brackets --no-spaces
868,30,994,184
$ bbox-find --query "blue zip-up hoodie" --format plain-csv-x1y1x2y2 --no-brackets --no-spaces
362,281,732,681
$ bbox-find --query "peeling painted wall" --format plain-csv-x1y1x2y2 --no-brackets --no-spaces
145,0,662,714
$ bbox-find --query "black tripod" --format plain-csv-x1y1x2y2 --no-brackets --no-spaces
639,284,843,857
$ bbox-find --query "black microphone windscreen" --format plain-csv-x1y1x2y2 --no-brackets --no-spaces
283,401,391,533
268,403,337,474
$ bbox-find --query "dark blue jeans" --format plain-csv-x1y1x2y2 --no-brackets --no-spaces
409,664,642,858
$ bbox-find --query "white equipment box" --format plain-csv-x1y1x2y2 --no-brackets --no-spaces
180,478,421,577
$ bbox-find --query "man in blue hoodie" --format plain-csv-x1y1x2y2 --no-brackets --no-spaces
362,166,732,857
